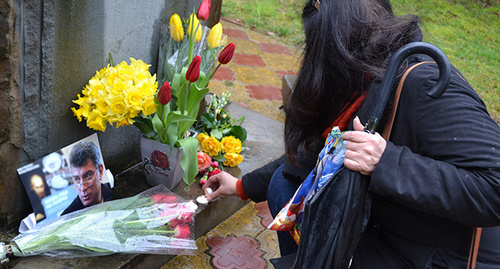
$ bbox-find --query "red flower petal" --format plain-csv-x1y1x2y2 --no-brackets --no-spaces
218,43,235,65
158,81,172,105
196,0,211,21
186,55,202,82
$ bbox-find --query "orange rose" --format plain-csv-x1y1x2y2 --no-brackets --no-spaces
197,151,212,173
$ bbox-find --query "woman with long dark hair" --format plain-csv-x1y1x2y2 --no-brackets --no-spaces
205,0,500,266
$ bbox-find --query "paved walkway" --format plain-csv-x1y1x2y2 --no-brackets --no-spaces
162,18,302,268
208,18,302,123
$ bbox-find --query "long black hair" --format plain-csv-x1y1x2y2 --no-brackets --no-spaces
285,0,421,161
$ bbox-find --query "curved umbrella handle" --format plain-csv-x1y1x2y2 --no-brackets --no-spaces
364,42,451,134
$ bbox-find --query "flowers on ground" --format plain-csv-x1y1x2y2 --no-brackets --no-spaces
195,92,247,167
1,185,197,261
197,151,222,185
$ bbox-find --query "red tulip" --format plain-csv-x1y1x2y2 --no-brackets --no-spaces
157,81,172,105
186,55,202,82
152,193,177,203
179,211,193,224
218,43,235,64
175,226,191,239
197,0,211,21
169,218,181,229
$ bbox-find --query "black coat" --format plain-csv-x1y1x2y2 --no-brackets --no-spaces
351,54,500,268
242,54,500,267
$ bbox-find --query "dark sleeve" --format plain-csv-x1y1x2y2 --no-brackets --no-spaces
102,183,113,202
370,64,500,226
61,197,83,216
241,155,286,202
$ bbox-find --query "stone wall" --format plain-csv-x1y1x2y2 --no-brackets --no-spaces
0,0,221,229
0,0,24,228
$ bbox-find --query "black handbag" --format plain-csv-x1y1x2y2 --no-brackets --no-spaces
292,166,371,268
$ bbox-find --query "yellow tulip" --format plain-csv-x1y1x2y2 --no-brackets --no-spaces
169,14,184,42
207,22,223,48
187,14,202,43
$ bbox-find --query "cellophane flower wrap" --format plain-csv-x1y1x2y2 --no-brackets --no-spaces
157,14,227,87
5,185,197,258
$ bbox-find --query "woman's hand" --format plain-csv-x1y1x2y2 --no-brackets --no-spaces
340,116,387,176
203,171,239,202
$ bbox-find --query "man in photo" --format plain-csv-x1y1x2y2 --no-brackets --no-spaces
29,174,50,221
61,141,112,215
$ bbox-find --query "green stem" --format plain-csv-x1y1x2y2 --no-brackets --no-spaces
109,53,114,67
125,214,178,225
188,8,196,62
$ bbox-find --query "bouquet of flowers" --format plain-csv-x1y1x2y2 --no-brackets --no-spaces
71,57,158,132
0,185,197,262
71,0,236,189
195,92,247,168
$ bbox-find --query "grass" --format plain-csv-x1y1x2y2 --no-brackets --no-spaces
221,0,500,123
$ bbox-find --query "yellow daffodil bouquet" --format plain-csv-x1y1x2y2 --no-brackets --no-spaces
71,57,158,131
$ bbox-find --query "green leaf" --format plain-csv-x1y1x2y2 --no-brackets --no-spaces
133,116,155,137
176,81,190,114
229,125,247,142
151,114,165,143
222,128,232,136
200,113,215,130
171,73,182,98
178,137,199,190
164,111,196,127
185,83,209,119
212,154,225,164
165,122,178,150
211,129,223,140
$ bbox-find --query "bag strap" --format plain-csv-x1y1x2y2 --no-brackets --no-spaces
468,227,482,269
381,61,434,139
381,61,481,268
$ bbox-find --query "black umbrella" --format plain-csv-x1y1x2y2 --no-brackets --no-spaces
271,42,451,269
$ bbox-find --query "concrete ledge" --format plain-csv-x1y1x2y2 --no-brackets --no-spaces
7,103,284,268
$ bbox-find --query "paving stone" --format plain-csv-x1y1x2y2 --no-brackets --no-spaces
232,65,281,87
227,38,263,55
233,53,265,67
277,70,299,79
261,52,301,72
206,235,266,269
212,66,235,81
259,42,292,55
247,85,283,101
223,28,249,40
